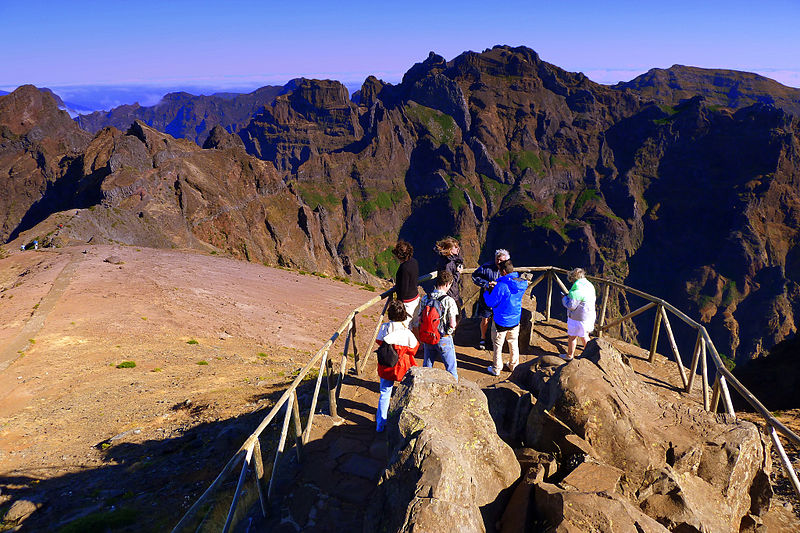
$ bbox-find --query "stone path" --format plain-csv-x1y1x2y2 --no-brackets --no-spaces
247,317,701,532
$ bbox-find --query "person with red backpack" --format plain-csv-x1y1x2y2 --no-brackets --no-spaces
418,270,458,380
375,299,419,432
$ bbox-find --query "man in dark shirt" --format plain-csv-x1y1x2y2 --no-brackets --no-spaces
471,248,510,349
393,240,420,327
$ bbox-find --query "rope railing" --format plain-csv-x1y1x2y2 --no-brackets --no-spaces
173,265,800,531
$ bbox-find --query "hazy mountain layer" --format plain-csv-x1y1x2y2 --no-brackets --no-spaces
75,85,284,145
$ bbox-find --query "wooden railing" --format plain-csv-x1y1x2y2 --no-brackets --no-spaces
172,266,800,532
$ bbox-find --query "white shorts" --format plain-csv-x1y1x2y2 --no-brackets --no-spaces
567,318,593,340
404,296,421,328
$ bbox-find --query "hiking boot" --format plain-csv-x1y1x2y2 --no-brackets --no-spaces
487,365,500,376
477,339,489,350
558,353,574,361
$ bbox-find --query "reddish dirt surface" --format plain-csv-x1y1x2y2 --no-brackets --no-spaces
0,245,383,531
1,247,797,531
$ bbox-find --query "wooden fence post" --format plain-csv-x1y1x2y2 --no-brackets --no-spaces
700,339,710,410
326,355,342,423
252,439,268,517
770,426,800,500
686,330,703,393
337,320,353,402
719,376,736,419
361,297,390,376
302,350,329,443
648,304,663,363
598,283,610,338
223,444,255,533
291,389,303,462
659,307,688,388
267,394,295,502
545,271,553,321
710,377,721,413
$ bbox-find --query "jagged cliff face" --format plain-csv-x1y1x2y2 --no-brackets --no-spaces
4,46,800,365
75,85,284,145
0,88,370,281
229,46,800,362
0,85,92,240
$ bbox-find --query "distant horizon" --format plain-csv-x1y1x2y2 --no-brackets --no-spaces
2,0,798,110
3,54,799,115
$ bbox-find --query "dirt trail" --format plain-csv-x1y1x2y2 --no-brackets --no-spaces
0,251,82,371
1,248,797,531
0,245,383,531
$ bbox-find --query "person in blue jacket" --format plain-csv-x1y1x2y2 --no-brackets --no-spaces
471,248,510,350
483,259,528,376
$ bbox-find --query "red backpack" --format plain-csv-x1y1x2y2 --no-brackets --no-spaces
418,293,446,344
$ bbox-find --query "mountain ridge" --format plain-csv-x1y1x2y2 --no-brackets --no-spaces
3,45,800,372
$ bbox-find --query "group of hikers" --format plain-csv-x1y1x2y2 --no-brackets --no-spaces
373,237,597,432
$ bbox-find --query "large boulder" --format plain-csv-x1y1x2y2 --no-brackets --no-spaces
523,338,772,530
534,482,669,533
365,367,520,532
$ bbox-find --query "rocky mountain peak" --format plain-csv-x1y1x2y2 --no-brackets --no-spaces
202,125,245,150
400,51,447,87
287,78,352,114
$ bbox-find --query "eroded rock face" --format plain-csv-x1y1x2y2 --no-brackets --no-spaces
0,86,92,240
7,48,800,365
365,367,520,533
516,339,772,532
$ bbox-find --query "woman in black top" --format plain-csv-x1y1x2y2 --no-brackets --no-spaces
393,240,420,327
435,236,464,315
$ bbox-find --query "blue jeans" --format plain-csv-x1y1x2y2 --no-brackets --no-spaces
376,378,393,432
423,335,458,380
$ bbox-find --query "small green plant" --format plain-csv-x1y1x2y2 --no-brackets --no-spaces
116,361,136,368
257,352,268,358
28,338,35,344
574,188,600,211
101,442,111,450
141,316,147,321
151,367,163,372
719,353,736,371
32,303,39,310
186,339,199,345
197,360,208,366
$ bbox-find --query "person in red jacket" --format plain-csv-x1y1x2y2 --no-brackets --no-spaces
375,299,419,432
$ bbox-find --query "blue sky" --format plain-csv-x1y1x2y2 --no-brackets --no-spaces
2,0,799,93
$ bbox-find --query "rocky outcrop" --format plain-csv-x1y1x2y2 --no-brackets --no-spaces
0,85,92,241
507,339,773,532
202,125,246,150
365,367,520,532
1,87,370,280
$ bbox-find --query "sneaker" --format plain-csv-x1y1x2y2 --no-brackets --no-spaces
478,339,489,350
487,365,500,376
558,353,574,361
